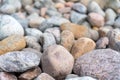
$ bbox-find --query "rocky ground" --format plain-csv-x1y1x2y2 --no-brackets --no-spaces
0,0,120,80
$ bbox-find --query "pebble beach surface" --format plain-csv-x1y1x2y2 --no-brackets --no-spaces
0,0,120,80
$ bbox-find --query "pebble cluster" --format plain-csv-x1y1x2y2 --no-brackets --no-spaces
0,0,120,80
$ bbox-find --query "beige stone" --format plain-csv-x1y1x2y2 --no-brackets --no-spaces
71,37,96,59
61,30,74,51
0,35,26,55
60,23,89,39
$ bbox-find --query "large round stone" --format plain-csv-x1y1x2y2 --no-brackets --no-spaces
73,49,120,80
41,45,74,79
0,15,24,40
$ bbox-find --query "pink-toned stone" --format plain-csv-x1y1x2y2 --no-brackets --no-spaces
55,3,65,9
58,7,71,14
65,2,74,7
88,12,105,28
19,67,41,80
0,72,17,80
40,7,47,17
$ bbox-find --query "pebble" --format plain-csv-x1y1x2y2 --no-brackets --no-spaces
88,12,105,28
29,17,45,28
0,15,24,40
19,67,41,80
81,21,91,28
39,16,70,31
70,11,87,24
21,0,33,6
25,36,41,51
65,74,79,79
107,0,120,11
45,16,70,26
34,73,55,80
41,45,74,79
0,72,17,80
1,0,120,79
60,23,90,39
107,29,120,51
58,7,71,14
89,29,99,41
60,30,74,51
98,26,113,37
0,51,40,72
45,27,60,44
87,1,105,17
11,13,29,29
65,2,74,7
42,33,56,51
0,35,26,55
55,3,65,9
114,16,120,28
65,76,97,80
25,5,39,14
73,49,120,80
40,7,47,17
46,9,62,17
105,8,117,26
2,0,22,11
25,28,43,42
72,3,87,14
0,4,15,14
22,48,42,57
71,37,96,59
96,37,109,49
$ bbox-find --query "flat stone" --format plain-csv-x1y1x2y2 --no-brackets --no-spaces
39,16,70,31
60,23,90,39
0,51,40,72
19,67,41,80
0,35,26,55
